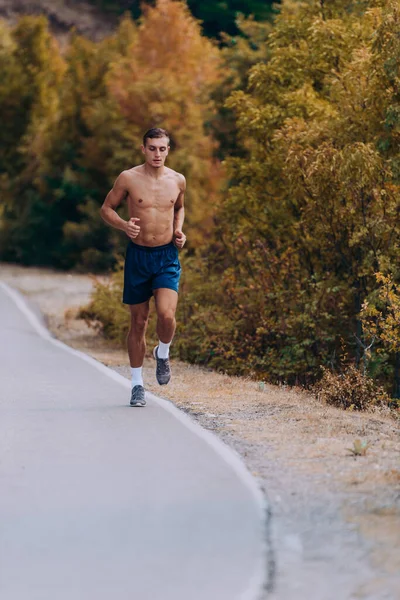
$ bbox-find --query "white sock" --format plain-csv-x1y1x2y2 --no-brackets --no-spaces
131,367,143,387
157,340,171,359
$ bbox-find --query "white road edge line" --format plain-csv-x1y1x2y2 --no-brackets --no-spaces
0,280,269,600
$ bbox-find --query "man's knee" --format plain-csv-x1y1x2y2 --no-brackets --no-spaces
157,308,176,326
129,314,149,335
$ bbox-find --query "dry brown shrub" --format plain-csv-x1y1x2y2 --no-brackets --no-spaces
316,365,391,411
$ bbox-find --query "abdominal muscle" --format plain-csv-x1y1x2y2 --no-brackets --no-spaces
128,202,175,247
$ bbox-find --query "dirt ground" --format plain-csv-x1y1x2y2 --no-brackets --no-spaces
1,263,399,600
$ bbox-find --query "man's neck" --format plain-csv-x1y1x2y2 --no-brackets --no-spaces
143,163,165,179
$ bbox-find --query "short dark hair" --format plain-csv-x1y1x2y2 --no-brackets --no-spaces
143,128,170,146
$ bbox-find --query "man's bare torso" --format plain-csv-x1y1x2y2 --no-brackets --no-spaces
124,165,183,247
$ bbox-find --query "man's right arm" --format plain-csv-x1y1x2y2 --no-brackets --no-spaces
100,172,140,240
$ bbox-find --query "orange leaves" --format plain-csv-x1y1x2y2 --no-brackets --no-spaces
107,0,220,130
100,1,223,240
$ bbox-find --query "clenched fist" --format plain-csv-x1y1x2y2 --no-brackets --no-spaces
125,217,140,240
174,229,186,249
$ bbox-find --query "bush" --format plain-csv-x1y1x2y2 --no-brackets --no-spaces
79,262,158,346
316,365,391,411
79,266,129,344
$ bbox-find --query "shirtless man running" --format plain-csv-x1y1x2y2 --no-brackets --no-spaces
100,128,186,407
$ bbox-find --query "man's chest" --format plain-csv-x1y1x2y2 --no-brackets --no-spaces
128,178,179,209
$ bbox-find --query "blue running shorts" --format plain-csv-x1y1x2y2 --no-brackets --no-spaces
123,241,181,305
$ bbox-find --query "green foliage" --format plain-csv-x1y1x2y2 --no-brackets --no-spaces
95,0,223,244
0,3,221,268
79,265,129,342
0,16,66,265
0,21,27,178
89,0,140,18
212,16,273,158
362,273,400,354
1,0,400,401
179,0,400,387
74,0,400,398
87,0,276,38
361,271,400,398
0,15,64,182
186,0,276,39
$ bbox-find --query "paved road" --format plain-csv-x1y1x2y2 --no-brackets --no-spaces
0,284,265,600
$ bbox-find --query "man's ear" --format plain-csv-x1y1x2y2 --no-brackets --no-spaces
141,144,145,154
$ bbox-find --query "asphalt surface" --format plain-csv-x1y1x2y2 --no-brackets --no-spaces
0,284,265,600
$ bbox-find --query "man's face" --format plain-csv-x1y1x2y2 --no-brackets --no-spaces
142,137,170,168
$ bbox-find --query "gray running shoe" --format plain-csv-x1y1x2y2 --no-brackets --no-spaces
153,346,171,385
130,385,146,407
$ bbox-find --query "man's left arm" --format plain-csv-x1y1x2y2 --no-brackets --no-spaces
173,175,186,248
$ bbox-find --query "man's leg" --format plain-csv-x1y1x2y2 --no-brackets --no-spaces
128,301,150,366
152,288,178,384
154,288,178,345
128,301,150,406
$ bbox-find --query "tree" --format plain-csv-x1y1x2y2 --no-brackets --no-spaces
362,273,400,397
0,17,66,265
0,21,28,179
173,0,400,389
1,5,223,268
0,16,138,270
186,0,276,38
93,0,223,243
211,15,273,159
87,0,277,38
35,29,131,270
